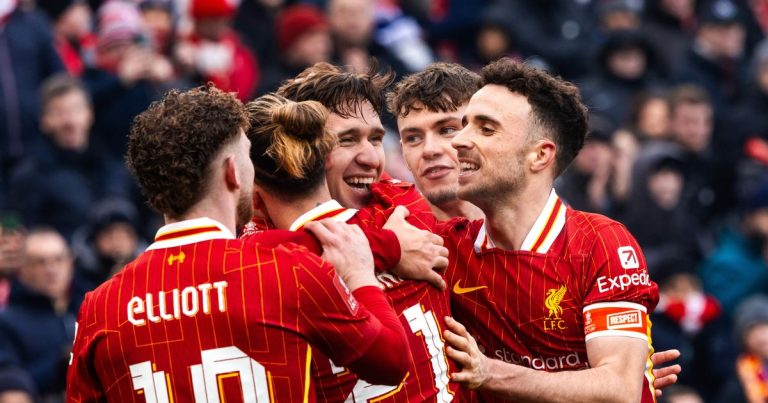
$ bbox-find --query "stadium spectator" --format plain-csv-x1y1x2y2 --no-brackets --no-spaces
233,0,283,67
481,0,596,78
259,4,332,93
36,0,95,76
733,295,768,402
597,0,643,33
176,0,260,101
700,178,768,317
137,0,175,58
8,74,132,240
579,29,665,127
673,0,750,110
0,228,77,400
0,0,64,204
327,0,408,75
642,0,697,77
82,0,173,160
555,114,615,215
71,199,143,297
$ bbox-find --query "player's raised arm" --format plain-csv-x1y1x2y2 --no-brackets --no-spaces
304,219,411,385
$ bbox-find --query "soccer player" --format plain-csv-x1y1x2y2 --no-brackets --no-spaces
272,64,457,401
66,85,411,401
389,61,682,401
431,59,658,402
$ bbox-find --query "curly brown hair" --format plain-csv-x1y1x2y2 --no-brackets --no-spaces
126,85,249,218
481,58,588,177
246,94,335,200
276,61,394,117
387,63,481,118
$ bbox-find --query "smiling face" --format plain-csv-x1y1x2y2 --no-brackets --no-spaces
398,104,466,207
451,84,533,207
324,101,385,209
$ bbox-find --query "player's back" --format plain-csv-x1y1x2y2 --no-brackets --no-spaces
68,220,376,402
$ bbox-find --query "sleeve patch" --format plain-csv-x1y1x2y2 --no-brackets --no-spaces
333,274,359,315
583,302,648,341
617,246,639,269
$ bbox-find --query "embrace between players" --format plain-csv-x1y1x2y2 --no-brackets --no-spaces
67,58,682,402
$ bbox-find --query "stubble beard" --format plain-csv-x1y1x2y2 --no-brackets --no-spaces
236,189,255,231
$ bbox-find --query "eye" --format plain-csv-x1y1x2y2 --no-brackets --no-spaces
481,126,495,135
439,126,458,136
338,135,356,146
369,134,384,145
402,134,423,145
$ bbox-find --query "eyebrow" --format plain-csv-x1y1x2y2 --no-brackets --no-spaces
473,114,501,127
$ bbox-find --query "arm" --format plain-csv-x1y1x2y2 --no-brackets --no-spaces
303,220,411,385
444,317,648,403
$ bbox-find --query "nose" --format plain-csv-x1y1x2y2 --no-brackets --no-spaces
451,127,472,151
355,140,382,170
422,133,442,159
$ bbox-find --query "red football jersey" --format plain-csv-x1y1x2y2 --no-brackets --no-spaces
443,190,660,403
67,218,391,402
246,200,457,402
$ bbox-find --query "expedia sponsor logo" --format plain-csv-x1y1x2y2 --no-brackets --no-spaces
597,271,650,293
607,310,642,330
493,348,583,370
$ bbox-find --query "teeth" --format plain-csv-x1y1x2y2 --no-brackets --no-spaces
460,162,479,171
345,177,375,188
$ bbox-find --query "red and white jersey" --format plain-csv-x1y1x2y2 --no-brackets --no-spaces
67,218,387,402
354,179,439,232
247,200,457,402
444,190,659,403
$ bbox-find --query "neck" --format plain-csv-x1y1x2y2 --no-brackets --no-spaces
167,194,239,235
53,295,68,314
482,180,553,251
431,199,485,222
262,185,333,230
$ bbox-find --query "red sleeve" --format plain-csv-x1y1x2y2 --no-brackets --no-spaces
295,255,410,385
66,293,103,402
583,222,659,342
353,220,401,271
345,286,410,385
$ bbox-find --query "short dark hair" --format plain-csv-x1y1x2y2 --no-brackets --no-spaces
668,84,711,116
39,73,90,111
276,61,394,117
387,62,482,118
126,85,249,218
481,58,588,176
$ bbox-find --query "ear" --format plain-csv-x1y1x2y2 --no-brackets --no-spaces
224,156,241,191
530,139,557,173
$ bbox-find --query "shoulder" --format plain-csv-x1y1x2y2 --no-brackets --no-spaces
566,209,632,240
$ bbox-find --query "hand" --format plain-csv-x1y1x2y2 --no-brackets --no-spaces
304,219,377,291
147,54,174,83
651,349,681,397
384,206,448,291
443,316,489,389
117,48,152,85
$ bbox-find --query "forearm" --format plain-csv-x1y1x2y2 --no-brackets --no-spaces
347,286,410,385
481,359,639,403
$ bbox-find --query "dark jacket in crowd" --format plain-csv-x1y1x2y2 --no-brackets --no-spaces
0,281,79,397
0,9,64,181
8,136,132,240
484,0,596,78
81,67,162,160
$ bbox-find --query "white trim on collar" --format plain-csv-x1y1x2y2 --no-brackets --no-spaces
146,217,235,251
289,200,358,231
473,189,566,253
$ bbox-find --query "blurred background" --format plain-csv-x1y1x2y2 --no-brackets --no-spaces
0,0,767,401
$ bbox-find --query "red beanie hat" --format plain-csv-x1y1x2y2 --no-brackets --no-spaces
191,0,238,19
276,4,328,53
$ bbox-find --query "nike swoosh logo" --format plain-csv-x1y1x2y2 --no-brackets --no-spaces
453,280,488,295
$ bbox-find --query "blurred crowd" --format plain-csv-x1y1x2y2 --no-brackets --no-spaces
0,0,767,401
